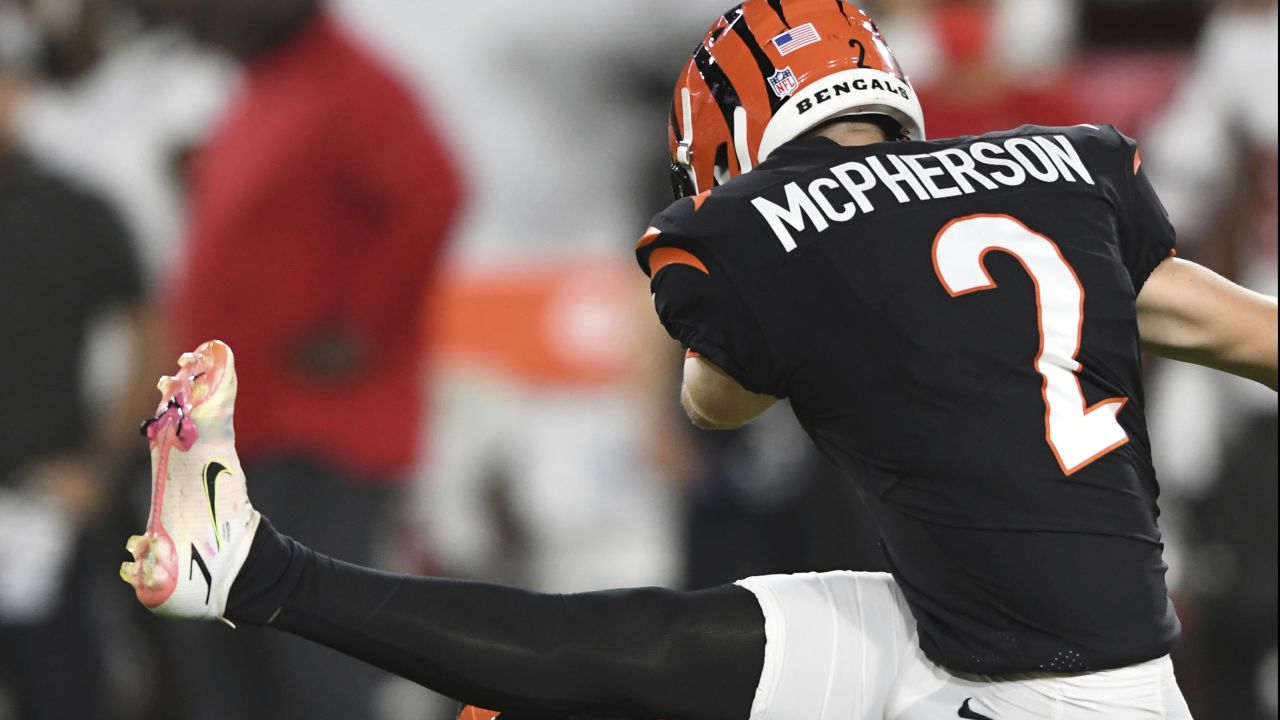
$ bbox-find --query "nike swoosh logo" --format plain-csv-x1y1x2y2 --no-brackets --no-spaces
189,543,213,605
959,699,995,720
203,461,228,549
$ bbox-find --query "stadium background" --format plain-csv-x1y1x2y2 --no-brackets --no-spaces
0,0,1274,718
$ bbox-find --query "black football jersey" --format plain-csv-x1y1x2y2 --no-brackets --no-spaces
637,124,1180,675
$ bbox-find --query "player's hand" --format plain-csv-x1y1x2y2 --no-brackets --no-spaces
681,355,777,430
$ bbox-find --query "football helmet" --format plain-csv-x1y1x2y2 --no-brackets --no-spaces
669,0,925,198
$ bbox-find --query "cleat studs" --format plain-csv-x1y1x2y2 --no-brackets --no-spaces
146,564,171,589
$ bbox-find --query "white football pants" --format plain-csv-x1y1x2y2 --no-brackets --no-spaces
736,572,1193,720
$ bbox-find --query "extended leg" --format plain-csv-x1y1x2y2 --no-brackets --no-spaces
120,342,764,719
228,518,765,720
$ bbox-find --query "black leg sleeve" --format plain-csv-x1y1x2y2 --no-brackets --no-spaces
225,518,765,720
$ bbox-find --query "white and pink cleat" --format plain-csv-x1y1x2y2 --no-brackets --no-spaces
120,340,260,623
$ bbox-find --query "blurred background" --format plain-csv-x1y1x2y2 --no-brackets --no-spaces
0,0,1273,718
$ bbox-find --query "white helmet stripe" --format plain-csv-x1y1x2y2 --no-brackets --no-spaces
679,86,700,191
734,106,754,174
758,68,926,162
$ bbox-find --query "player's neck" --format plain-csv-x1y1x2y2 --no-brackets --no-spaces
807,120,889,147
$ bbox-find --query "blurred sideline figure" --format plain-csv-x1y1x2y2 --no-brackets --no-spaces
0,154,143,720
153,0,462,718
0,0,231,283
1143,1,1278,717
0,136,148,720
890,0,1084,138
0,5,158,719
868,0,1077,89
371,1,735,598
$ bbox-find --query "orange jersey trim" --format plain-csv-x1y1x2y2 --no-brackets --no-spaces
648,247,709,277
637,226,663,249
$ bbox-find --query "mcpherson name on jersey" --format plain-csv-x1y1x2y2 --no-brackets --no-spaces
753,133,1096,252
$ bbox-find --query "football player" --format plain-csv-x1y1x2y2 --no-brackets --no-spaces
120,2,1277,718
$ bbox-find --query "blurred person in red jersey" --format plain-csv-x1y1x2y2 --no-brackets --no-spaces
155,0,463,718
900,0,1085,139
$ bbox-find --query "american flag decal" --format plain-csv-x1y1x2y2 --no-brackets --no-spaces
772,23,821,56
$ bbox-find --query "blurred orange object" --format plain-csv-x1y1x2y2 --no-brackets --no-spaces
427,259,636,387
457,706,500,720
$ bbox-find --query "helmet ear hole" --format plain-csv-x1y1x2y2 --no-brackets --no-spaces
669,163,696,200
712,142,731,187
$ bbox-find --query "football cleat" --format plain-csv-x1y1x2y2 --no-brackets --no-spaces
120,340,260,623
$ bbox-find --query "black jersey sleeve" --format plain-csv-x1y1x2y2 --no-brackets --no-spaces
636,211,782,397
1108,127,1177,293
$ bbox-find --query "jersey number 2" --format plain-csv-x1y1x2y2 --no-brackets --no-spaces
932,214,1129,475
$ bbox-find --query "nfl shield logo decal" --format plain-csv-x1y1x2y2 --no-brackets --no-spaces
769,67,798,98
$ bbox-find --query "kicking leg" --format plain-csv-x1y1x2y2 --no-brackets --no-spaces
230,519,763,720
120,342,764,720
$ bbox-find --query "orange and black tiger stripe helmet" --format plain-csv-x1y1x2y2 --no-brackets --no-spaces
669,0,926,198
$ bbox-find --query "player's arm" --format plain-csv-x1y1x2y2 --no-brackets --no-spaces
1136,256,1278,390
638,217,785,429
681,354,778,430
